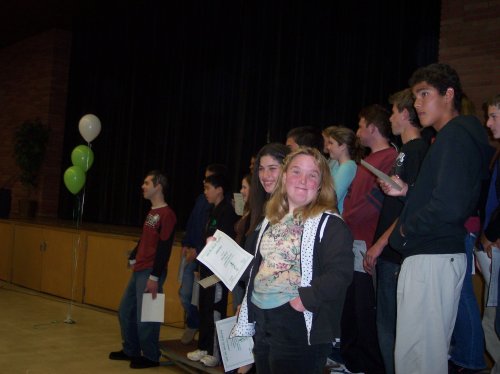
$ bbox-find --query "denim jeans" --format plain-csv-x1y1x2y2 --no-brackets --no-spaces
449,233,486,370
253,302,331,374
118,269,166,362
178,260,199,329
376,258,400,374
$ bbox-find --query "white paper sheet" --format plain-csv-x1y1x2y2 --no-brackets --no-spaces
476,246,499,307
234,193,245,216
197,230,254,291
353,240,367,273
216,316,254,372
487,247,500,307
360,159,402,191
191,272,200,307
140,293,165,322
177,254,185,283
475,247,491,280
198,274,221,288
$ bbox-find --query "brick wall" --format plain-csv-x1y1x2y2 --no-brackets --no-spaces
440,0,500,114
0,29,71,217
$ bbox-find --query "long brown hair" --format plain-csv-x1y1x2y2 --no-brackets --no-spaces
265,147,337,224
248,143,290,233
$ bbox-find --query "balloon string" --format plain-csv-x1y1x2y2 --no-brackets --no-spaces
80,187,86,224
86,142,92,171
66,188,86,324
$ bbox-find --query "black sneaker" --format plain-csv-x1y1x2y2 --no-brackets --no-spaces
130,356,160,369
109,350,134,361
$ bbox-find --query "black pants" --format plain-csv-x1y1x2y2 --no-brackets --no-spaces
197,266,228,355
253,302,330,374
340,272,385,374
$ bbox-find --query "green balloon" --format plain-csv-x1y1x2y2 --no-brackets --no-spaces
71,145,94,172
63,166,86,195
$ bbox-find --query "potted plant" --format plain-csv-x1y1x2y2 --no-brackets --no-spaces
13,119,50,217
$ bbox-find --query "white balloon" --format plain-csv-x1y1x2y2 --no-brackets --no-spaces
78,114,101,143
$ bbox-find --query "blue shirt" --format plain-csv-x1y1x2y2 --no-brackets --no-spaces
330,160,357,214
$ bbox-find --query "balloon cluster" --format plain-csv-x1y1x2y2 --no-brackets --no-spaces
63,114,101,195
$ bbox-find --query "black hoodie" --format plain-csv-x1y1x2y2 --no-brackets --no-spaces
389,115,492,258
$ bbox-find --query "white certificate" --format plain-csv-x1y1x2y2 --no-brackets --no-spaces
487,247,500,307
198,274,221,288
197,230,254,291
353,240,367,273
234,192,245,216
191,272,200,306
140,293,165,322
216,316,254,372
360,159,402,191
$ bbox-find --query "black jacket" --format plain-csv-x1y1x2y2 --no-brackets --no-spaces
239,212,353,344
389,115,492,258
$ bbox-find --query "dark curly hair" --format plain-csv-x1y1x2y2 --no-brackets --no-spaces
409,63,463,113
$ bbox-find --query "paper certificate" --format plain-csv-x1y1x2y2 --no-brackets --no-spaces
360,159,402,191
476,246,500,307
141,293,165,322
487,247,500,307
216,316,254,372
234,192,245,216
197,230,254,291
353,240,367,273
191,272,200,306
198,274,221,288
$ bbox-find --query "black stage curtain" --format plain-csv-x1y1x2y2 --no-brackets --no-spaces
59,0,440,228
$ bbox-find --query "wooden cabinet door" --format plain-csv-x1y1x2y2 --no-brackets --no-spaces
41,228,84,301
84,235,185,325
0,222,14,281
84,234,137,310
163,245,184,325
12,225,43,290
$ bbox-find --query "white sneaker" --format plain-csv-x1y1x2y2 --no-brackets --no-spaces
187,349,207,361
200,354,219,367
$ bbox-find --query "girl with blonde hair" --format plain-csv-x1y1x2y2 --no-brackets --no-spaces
232,147,354,374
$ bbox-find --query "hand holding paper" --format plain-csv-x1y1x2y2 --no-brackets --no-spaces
197,230,254,291
379,175,408,197
141,293,165,322
360,159,405,194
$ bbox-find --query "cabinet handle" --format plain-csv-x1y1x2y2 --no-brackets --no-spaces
40,241,47,252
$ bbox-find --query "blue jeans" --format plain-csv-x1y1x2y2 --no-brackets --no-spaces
376,258,400,374
118,269,166,362
449,233,486,369
178,260,199,329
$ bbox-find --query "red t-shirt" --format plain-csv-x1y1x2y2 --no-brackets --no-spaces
343,147,398,247
134,205,176,272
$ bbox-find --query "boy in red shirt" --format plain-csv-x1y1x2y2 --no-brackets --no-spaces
109,170,176,369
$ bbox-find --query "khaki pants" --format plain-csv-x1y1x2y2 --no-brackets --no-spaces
395,254,466,374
